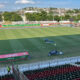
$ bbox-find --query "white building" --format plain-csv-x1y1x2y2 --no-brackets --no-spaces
24,11,38,13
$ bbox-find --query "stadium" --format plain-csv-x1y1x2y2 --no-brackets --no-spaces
0,0,80,80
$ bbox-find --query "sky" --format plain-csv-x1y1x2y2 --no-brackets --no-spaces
0,0,80,11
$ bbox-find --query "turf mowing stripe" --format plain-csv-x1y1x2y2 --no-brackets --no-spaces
50,35,80,57
0,27,80,40
0,27,80,64
0,30,13,54
4,30,25,53
15,29,45,52
14,29,47,56
14,29,55,59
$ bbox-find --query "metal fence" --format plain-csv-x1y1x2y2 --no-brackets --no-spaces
18,56,80,72
0,56,80,76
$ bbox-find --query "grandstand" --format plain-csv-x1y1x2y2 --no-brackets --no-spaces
1,63,80,80
0,1,80,79
0,56,80,80
24,64,80,80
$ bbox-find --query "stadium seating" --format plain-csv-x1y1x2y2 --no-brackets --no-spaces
23,64,80,80
0,74,15,80
75,62,80,64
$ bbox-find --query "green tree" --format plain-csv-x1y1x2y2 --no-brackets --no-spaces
60,16,65,20
0,15,2,21
3,12,22,21
25,11,48,21
11,13,22,21
76,15,80,21
25,13,36,21
47,15,53,21
40,11,47,21
54,15,61,21
49,10,53,15
74,9,80,13
25,10,53,21
3,12,12,21
34,13,42,21
64,15,71,20
66,10,74,13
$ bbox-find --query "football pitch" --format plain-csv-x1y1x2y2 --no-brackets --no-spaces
0,27,80,64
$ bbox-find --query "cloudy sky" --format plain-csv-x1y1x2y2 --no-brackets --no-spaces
0,0,80,11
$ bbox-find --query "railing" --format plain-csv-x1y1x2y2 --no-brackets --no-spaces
0,56,80,76
18,56,80,72
12,65,28,80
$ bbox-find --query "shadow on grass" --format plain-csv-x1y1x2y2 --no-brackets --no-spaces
0,34,80,65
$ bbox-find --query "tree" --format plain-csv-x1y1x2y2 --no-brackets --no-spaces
74,9,80,13
11,13,22,21
3,12,12,21
54,15,61,21
49,9,53,15
76,15,80,21
25,13,36,21
25,11,48,21
66,10,74,13
40,11,47,21
3,12,22,21
47,15,53,21
50,7,54,10
34,13,42,21
0,15,2,21
64,15,71,20
60,16,65,20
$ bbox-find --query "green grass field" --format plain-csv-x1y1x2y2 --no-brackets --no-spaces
0,27,80,64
